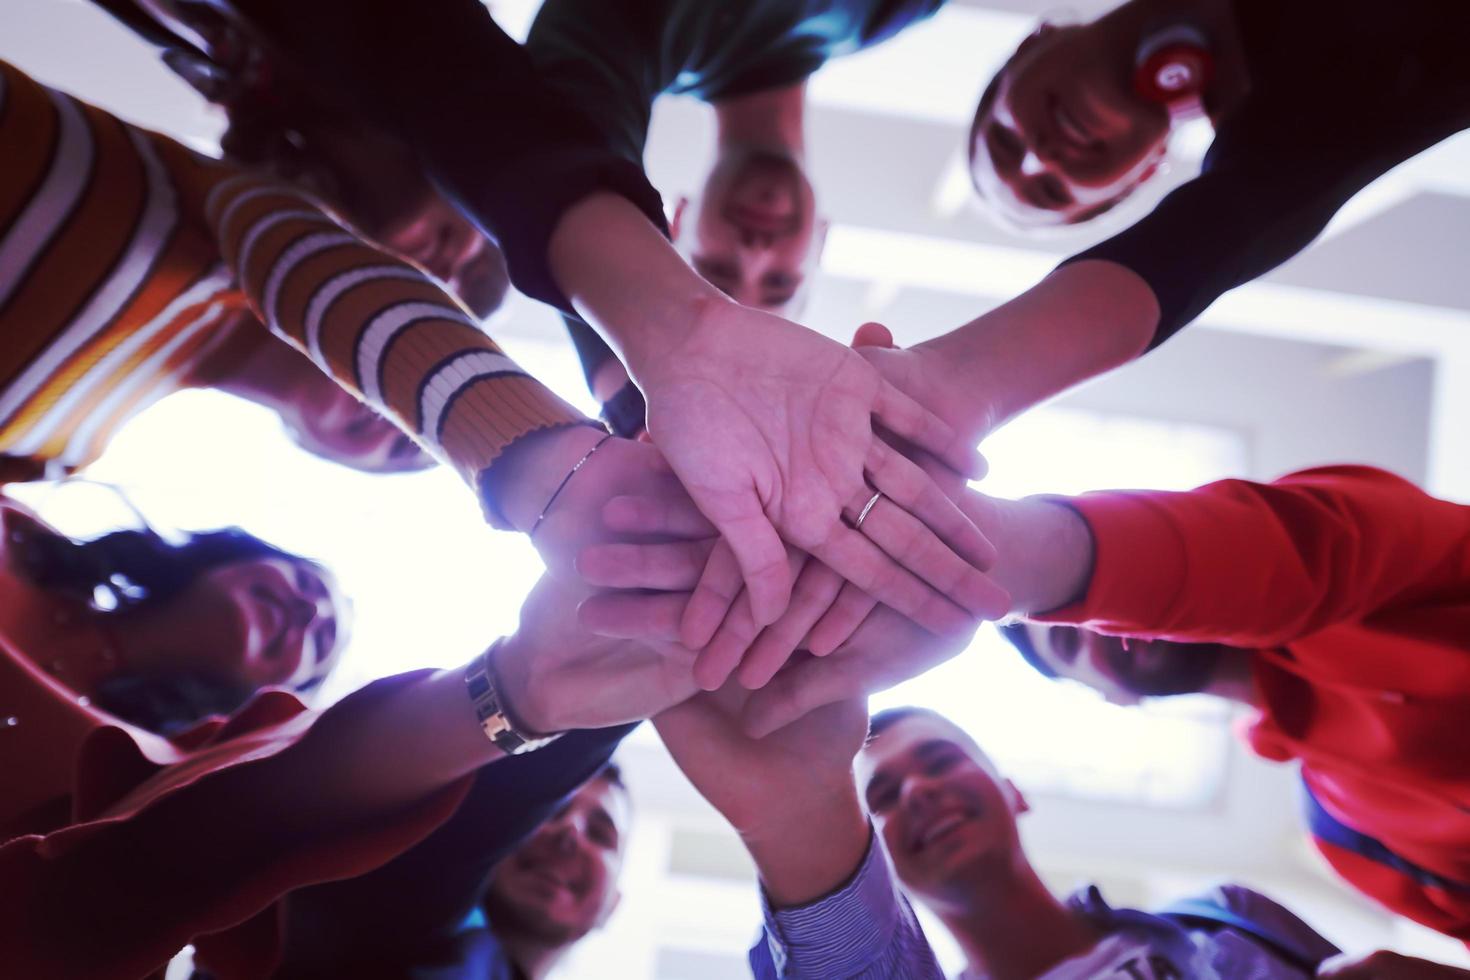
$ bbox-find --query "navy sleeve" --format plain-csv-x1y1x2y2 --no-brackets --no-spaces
227,0,668,314
1066,107,1464,349
274,724,635,974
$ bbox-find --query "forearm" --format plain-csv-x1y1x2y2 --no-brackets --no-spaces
548,193,729,381
918,260,1158,438
203,171,601,529
742,782,872,909
978,495,1096,615
268,666,503,829
231,0,667,311
1043,466,1470,645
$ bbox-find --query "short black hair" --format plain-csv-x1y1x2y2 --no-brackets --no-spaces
868,705,952,742
996,622,1060,679
596,760,626,792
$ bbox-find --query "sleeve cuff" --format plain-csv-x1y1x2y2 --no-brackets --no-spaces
1033,490,1190,631
759,827,904,977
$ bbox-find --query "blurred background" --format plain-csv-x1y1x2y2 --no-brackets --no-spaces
6,0,1470,975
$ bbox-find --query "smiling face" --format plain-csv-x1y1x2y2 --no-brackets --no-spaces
857,712,1029,909
483,773,630,946
672,150,826,315
193,557,348,691
129,556,349,694
970,24,1171,227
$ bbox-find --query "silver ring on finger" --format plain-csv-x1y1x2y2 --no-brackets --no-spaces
854,490,883,530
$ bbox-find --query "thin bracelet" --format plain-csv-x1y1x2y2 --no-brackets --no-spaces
529,433,614,538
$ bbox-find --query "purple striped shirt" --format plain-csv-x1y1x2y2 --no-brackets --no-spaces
748,828,944,979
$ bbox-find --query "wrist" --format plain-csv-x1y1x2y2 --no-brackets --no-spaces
547,193,728,380
489,424,608,534
987,496,1095,614
619,289,734,387
487,630,559,737
741,781,870,908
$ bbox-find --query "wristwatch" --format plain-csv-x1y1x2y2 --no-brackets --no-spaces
464,640,561,755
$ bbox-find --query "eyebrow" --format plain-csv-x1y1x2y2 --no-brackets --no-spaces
864,739,961,804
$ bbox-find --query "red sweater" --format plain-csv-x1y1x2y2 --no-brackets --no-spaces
1048,466,1470,942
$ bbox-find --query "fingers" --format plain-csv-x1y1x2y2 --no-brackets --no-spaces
741,653,864,738
846,482,1009,623
865,440,995,570
602,493,717,538
679,539,745,650
699,502,793,628
577,592,687,641
695,546,807,690
873,379,984,478
693,591,763,691
805,582,878,657
735,560,845,690
809,525,976,639
851,321,895,349
576,539,712,590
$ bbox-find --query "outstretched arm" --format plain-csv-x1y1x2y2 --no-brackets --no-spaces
0,574,694,978
654,690,945,979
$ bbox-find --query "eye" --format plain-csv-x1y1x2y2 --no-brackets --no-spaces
925,751,959,776
314,620,336,661
867,783,897,813
1035,173,1073,208
294,566,316,595
987,123,1025,169
1052,627,1081,664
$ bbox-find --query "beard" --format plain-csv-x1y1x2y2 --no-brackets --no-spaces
1103,637,1227,697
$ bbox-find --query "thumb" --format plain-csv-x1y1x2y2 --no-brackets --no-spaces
851,321,896,349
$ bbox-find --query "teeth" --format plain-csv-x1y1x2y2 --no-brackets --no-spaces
920,814,966,847
1053,103,1090,147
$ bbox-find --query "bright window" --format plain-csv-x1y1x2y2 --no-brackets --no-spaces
872,408,1249,808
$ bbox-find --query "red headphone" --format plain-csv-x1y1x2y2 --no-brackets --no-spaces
1133,25,1214,107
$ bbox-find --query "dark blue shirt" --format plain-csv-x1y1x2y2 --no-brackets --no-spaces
528,0,946,163
1073,0,1470,348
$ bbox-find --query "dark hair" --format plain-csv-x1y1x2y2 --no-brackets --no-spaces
996,622,1060,680
597,761,626,791
13,521,327,733
868,705,952,742
15,524,305,613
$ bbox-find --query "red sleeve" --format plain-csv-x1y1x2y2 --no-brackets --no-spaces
0,674,471,980
1042,465,1470,647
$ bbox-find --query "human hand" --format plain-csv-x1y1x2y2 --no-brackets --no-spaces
676,322,991,688
738,603,980,738
849,320,993,449
1318,951,1470,979
577,531,980,737
493,572,697,735
634,299,1000,641
655,685,871,905
655,686,869,837
487,426,704,581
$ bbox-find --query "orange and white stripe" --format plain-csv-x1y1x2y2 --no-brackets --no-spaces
0,60,594,524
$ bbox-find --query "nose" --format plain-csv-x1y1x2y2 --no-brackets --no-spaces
288,596,319,629
1019,149,1051,176
900,774,946,816
739,227,774,249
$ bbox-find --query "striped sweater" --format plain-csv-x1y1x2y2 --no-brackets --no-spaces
0,60,591,525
